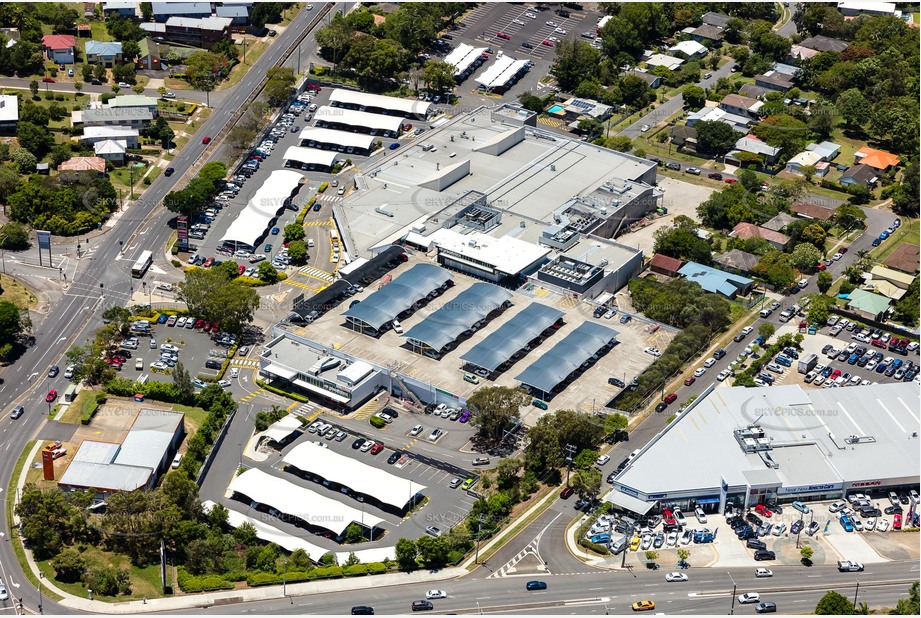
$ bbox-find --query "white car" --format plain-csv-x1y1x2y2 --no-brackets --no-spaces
425,590,447,600
554,27,567,34
596,455,610,466
738,593,760,604
703,357,717,368
360,440,375,452
410,424,423,436
643,347,661,357
218,379,232,388
640,124,650,132
833,253,842,261
741,326,754,336
428,428,443,441
717,369,731,381
161,343,179,353
230,367,239,378
665,572,687,582
525,12,536,19
876,518,890,532
0,582,8,601
694,367,706,378
755,568,773,578
666,531,678,546
546,20,557,26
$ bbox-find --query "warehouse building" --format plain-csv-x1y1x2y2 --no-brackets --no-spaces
607,383,919,517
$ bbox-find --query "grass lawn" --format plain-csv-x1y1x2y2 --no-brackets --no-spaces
109,162,148,191
59,389,97,424
0,274,39,309
870,219,919,262
89,22,115,42
171,403,208,437
828,129,865,166
37,547,167,602
220,40,269,90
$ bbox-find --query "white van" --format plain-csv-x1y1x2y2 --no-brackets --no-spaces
307,239,315,248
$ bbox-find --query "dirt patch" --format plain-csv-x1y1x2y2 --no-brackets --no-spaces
772,535,830,565
864,531,920,561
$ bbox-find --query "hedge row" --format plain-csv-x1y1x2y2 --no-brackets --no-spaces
318,182,329,193
177,568,235,593
295,198,317,225
244,564,385,587
578,538,610,555
255,379,310,403
80,393,108,425
369,415,386,429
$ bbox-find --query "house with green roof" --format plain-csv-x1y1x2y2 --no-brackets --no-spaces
845,289,891,321
108,95,159,117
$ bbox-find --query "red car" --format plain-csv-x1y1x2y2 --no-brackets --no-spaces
872,339,886,348
560,486,574,499
201,321,211,331
541,39,554,47
497,32,510,40
237,264,246,275
194,319,204,329
754,504,772,517
46,389,58,402
832,368,841,378
724,178,737,184
663,508,676,526
42,77,55,83
664,393,677,404
817,263,826,271
684,376,696,386
894,513,902,529
370,443,384,455
203,257,214,268
211,323,219,333
202,136,211,144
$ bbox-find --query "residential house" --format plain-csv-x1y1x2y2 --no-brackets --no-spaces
58,156,107,178
853,146,900,172
738,83,774,100
42,34,76,64
0,95,19,134
730,222,790,250
839,164,878,187
789,45,819,61
643,53,683,71
140,16,232,49
85,40,124,67
108,95,158,116
150,1,211,22
791,200,837,221
215,4,249,28
837,2,900,17
785,151,825,176
77,24,92,39
626,69,663,89
712,249,760,275
690,24,724,44
686,106,752,134
725,134,781,166
102,1,137,18
136,38,161,70
754,71,794,92
701,12,731,28
677,262,754,298
883,244,920,275
558,98,613,122
805,141,841,162
81,126,139,148
845,289,891,321
869,265,915,290
669,40,708,59
798,35,849,53
79,107,152,128
763,213,797,232
94,139,127,164
719,94,763,118
84,2,97,18
669,124,697,149
649,253,684,277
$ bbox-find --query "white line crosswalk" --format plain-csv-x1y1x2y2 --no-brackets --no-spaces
299,266,336,283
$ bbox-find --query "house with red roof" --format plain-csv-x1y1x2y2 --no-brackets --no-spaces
42,34,76,64
730,222,791,251
853,147,900,172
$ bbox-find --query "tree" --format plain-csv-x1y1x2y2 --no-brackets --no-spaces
178,267,260,335
754,251,796,290
28,79,38,98
683,85,705,111
0,300,25,351
551,39,601,92
571,467,601,499
653,224,712,263
286,240,307,265
315,13,353,71
51,548,87,583
422,60,456,94
758,322,775,341
17,121,53,158
834,203,867,231
815,591,854,615
644,550,659,566
800,545,814,566
257,261,279,283
172,361,194,402
394,538,418,571
264,66,296,106
603,413,628,436
467,386,529,441
283,223,305,242
676,548,691,567
0,222,29,250
791,243,823,273
692,120,741,156
93,63,107,81
799,224,827,251
891,582,920,616
572,449,598,470
251,2,283,28
817,270,833,294
605,135,633,152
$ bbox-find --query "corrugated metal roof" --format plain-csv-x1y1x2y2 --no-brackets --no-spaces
402,282,512,352
515,322,617,393
342,264,452,330
460,302,564,372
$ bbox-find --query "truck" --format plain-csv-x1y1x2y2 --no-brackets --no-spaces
837,560,864,572
798,353,818,374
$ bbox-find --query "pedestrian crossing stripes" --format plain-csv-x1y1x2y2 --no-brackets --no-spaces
299,266,336,283
488,539,543,578
537,116,563,128
230,359,259,367
240,389,265,403
285,278,327,292
317,195,343,204
303,220,332,227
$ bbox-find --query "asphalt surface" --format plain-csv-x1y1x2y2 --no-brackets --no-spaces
0,4,353,614
172,561,918,615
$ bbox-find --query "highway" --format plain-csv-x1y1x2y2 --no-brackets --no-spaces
170,561,918,615
0,4,352,614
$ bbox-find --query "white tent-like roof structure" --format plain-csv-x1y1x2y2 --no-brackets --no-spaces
220,170,302,250
476,55,529,90
229,469,385,534
328,88,430,118
258,414,303,446
297,126,376,151
444,43,487,76
282,146,338,169
313,106,404,134
283,442,426,509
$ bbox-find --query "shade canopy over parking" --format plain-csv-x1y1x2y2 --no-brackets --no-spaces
220,170,303,250
341,263,452,331
515,322,618,394
402,282,512,352
314,106,404,134
329,88,431,118
444,43,487,76
228,469,384,534
460,303,564,372
476,55,529,91
283,441,426,510
297,126,376,151
282,146,338,170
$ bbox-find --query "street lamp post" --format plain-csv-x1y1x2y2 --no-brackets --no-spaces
282,559,288,598
564,443,577,487
728,572,737,615
853,581,860,610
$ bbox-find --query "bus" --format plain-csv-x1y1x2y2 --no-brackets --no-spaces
131,250,153,278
